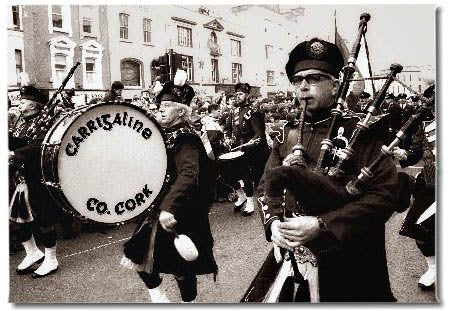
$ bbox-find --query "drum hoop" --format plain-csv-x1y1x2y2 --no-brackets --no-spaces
41,101,172,226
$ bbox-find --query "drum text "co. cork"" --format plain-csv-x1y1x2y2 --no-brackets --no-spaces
86,184,153,216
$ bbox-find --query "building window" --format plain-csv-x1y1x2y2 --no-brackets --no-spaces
85,58,96,85
49,36,76,88
143,18,152,43
177,26,192,47
265,45,273,59
231,39,241,57
121,59,142,87
180,55,194,81
80,40,104,89
52,5,63,28
119,13,129,40
12,6,20,29
55,53,68,84
15,49,23,85
83,18,92,33
267,70,274,85
48,5,72,36
232,63,242,83
211,59,219,83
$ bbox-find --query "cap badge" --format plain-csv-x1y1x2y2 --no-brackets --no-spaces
307,41,327,59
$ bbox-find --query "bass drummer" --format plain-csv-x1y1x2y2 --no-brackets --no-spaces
121,70,218,303
223,83,269,216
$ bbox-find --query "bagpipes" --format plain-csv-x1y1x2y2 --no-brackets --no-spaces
23,62,81,143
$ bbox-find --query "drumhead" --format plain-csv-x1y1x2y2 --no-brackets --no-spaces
218,151,244,160
51,103,168,224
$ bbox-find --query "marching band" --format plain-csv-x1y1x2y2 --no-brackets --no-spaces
8,10,437,304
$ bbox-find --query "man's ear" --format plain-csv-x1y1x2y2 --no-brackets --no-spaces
332,79,340,97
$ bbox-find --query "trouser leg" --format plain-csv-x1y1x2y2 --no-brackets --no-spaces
175,274,197,302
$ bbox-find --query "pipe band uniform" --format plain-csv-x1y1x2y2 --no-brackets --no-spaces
242,35,399,302
121,69,218,303
223,82,270,216
9,85,61,279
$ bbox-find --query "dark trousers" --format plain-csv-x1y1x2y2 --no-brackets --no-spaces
16,222,57,248
138,270,197,302
401,173,435,256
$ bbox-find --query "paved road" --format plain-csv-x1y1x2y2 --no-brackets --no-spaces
9,199,437,303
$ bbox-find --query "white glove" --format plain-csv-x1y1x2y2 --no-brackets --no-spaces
273,243,282,263
393,146,408,160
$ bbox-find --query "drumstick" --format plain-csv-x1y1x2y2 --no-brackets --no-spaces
169,229,199,261
231,138,261,151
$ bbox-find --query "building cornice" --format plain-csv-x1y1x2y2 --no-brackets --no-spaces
171,16,197,26
226,31,245,38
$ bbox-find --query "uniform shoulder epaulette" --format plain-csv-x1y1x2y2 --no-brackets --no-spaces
244,106,259,120
268,120,296,144
342,110,364,119
166,126,199,149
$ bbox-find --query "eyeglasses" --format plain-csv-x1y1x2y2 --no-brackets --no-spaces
292,73,333,86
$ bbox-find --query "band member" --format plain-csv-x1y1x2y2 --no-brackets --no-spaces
121,70,218,303
388,93,415,147
9,86,60,278
247,38,398,302
224,83,269,216
395,84,436,290
103,80,124,102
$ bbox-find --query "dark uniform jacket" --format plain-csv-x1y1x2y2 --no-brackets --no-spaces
9,116,57,225
102,90,120,102
388,103,416,148
256,113,398,302
398,119,436,242
126,122,218,277
224,105,269,183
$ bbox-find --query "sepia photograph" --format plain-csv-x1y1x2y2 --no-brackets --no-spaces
5,2,440,304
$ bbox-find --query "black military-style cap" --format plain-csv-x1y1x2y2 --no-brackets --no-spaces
386,93,395,100
65,88,75,97
360,91,371,99
112,81,124,90
20,85,46,106
285,38,344,80
156,81,195,106
235,82,251,94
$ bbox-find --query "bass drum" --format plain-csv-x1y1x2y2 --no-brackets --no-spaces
41,102,170,225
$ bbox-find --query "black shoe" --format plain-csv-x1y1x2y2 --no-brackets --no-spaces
418,282,435,291
31,267,59,279
234,201,245,213
242,210,254,217
16,256,45,275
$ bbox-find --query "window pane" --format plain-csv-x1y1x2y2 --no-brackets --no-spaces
53,14,63,28
178,26,192,47
86,62,95,72
15,50,22,67
121,60,141,86
83,19,91,33
52,5,62,14
55,54,66,64
143,19,151,42
12,6,20,28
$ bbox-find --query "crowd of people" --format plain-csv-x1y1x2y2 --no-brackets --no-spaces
8,36,436,303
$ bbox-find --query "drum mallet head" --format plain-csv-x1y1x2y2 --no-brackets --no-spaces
171,230,199,261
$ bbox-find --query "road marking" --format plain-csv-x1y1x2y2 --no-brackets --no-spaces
61,236,132,259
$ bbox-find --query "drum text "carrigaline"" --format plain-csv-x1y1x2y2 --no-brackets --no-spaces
66,111,153,156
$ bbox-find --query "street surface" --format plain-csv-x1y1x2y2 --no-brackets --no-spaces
9,194,437,303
